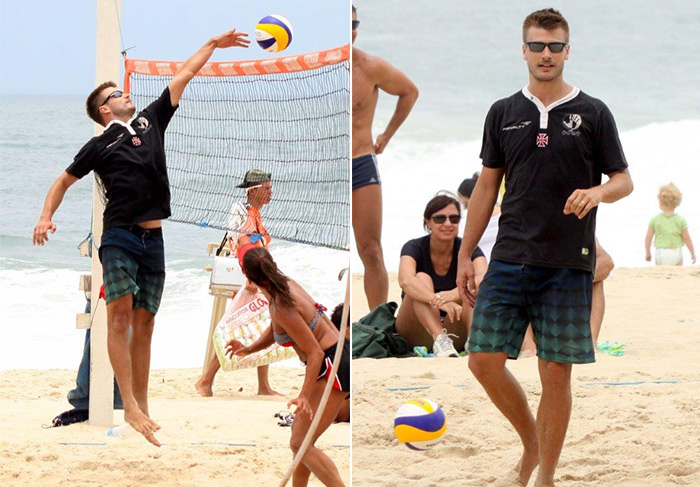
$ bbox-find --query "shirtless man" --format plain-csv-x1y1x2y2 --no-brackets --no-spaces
352,5,418,310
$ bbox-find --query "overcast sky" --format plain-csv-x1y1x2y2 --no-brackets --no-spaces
0,0,350,95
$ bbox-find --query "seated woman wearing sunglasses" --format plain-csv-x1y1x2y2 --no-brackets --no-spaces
396,193,488,357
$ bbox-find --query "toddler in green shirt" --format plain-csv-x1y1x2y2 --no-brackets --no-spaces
645,183,696,265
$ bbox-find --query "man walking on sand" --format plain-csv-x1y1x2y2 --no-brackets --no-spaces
33,28,250,446
457,9,633,486
352,4,418,310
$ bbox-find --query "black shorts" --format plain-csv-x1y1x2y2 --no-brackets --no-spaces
352,154,381,190
317,340,351,394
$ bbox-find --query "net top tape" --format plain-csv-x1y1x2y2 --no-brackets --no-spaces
125,44,349,78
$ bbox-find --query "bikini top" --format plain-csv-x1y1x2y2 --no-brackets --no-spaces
273,303,327,347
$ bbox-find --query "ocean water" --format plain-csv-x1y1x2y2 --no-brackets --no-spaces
351,0,700,273
0,96,347,370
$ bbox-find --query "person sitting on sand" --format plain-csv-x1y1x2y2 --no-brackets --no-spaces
645,182,696,265
226,247,349,487
395,192,487,357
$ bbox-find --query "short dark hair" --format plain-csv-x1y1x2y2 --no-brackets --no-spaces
422,193,461,231
352,5,356,14
330,303,348,331
86,81,116,126
522,8,569,42
458,172,480,199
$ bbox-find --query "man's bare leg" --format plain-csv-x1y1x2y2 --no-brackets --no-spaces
469,352,539,485
534,359,572,487
131,307,155,415
590,281,605,349
352,183,388,310
256,365,281,395
591,240,613,350
107,295,160,446
195,354,219,397
196,357,280,396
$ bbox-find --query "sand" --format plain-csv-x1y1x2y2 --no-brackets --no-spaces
0,366,349,487
351,266,700,487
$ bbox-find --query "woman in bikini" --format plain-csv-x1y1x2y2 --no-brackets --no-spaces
226,246,349,487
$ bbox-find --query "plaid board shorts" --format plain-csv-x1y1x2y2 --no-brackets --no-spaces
98,226,166,314
468,260,595,364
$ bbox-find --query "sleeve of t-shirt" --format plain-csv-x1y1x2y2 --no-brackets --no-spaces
471,245,485,261
648,214,658,229
65,139,98,179
227,202,248,231
680,216,688,230
400,239,423,267
480,102,505,168
144,86,178,134
594,102,628,175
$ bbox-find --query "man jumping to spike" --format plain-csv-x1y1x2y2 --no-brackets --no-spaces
33,28,250,446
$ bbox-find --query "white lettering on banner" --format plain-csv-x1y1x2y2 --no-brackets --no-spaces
219,63,237,75
155,63,173,75
282,57,303,71
133,61,150,73
261,60,282,74
240,62,258,75
303,52,321,69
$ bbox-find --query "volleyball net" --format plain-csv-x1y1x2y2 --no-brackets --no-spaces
124,45,350,250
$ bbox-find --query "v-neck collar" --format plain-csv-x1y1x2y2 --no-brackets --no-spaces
521,86,580,129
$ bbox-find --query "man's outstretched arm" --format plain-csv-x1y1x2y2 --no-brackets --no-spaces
169,28,251,106
33,171,79,245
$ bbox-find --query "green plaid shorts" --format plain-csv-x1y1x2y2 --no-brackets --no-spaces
98,226,165,314
468,260,595,364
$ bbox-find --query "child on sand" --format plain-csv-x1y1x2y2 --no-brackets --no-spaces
645,183,696,265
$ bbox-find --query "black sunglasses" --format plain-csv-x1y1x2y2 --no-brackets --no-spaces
526,42,567,53
100,90,123,106
430,214,461,224
352,20,360,30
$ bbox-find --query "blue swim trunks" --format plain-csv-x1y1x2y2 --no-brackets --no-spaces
468,260,595,364
352,154,381,191
98,226,166,314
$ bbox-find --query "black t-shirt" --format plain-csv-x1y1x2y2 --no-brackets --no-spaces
400,235,485,293
480,88,628,273
66,87,178,230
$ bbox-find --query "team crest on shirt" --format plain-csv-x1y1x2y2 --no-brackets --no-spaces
536,133,549,147
131,136,142,146
562,114,582,136
135,117,151,133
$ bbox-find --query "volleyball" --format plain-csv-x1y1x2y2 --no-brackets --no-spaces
393,398,446,450
255,15,294,53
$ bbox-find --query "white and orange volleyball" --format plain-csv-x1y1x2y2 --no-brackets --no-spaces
393,398,446,450
255,14,294,53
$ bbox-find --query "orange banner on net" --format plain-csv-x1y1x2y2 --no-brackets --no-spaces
124,44,349,87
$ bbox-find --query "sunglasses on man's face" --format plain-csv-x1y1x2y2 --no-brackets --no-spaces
430,214,461,224
101,90,123,106
526,42,567,53
352,20,360,30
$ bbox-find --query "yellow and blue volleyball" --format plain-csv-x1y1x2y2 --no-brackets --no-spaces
393,398,446,450
255,14,293,53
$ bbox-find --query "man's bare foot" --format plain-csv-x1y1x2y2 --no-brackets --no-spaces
125,407,161,447
514,447,540,486
195,379,214,397
258,386,283,396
